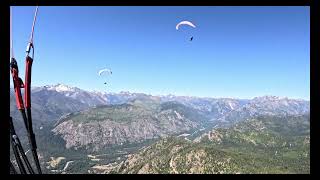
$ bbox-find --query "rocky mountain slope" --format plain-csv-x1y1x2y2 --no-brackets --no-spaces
52,100,209,151
93,114,309,174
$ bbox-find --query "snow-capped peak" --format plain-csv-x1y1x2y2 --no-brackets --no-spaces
46,83,78,92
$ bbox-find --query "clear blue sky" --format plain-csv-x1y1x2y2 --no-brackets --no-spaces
11,6,310,100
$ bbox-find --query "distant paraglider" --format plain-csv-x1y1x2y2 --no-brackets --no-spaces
98,68,112,86
176,20,196,41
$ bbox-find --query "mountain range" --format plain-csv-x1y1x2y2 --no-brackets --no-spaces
9,83,310,174
10,83,309,126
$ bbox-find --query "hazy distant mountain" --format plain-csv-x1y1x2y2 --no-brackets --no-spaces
160,95,248,119
214,96,310,128
11,84,309,125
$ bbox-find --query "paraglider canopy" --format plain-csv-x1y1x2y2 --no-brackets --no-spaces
98,68,112,76
176,21,196,30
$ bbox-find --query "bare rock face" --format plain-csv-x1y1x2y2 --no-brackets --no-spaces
52,101,205,151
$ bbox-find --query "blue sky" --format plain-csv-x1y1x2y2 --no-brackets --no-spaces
11,6,310,99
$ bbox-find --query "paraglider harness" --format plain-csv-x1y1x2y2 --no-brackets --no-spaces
10,6,42,174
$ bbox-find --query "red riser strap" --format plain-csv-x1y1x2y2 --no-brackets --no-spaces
11,69,24,110
25,56,33,108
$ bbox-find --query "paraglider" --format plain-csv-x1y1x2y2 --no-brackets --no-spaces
176,20,196,41
98,68,112,86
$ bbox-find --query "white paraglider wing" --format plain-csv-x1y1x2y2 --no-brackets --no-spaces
98,68,112,76
176,21,196,30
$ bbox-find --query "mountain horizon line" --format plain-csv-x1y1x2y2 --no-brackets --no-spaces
10,83,310,101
